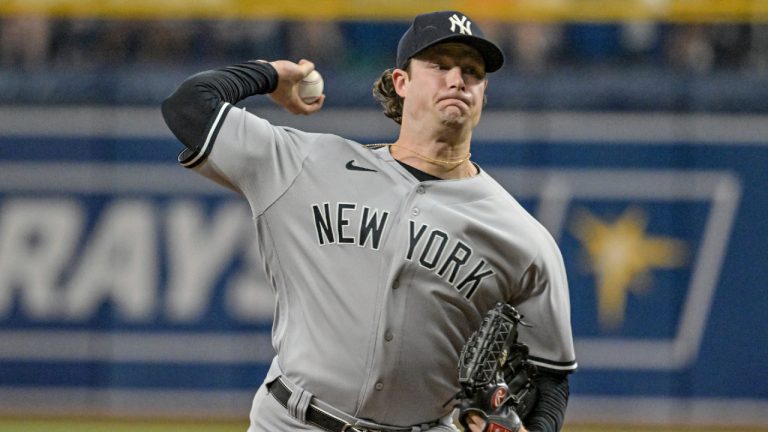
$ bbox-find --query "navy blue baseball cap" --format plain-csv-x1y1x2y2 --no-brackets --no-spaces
396,11,504,73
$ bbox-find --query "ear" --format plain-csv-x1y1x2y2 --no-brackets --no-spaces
392,68,409,98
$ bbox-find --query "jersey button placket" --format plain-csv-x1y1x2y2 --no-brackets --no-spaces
369,183,415,401
412,185,425,216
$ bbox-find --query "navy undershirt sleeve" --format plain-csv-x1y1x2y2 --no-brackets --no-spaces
525,371,570,432
161,61,279,153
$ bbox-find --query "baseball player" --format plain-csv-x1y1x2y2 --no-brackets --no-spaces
162,10,576,432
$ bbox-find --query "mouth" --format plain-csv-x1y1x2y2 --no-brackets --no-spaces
438,95,471,108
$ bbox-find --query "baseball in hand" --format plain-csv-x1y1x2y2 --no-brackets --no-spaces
299,70,324,104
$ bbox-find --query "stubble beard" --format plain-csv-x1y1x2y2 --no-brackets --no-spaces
438,105,468,128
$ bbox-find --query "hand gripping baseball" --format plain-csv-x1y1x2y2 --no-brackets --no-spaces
268,59,325,115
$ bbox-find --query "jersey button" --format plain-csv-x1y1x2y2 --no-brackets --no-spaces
416,186,425,194
392,279,400,289
384,331,393,341
411,207,420,216
375,382,384,391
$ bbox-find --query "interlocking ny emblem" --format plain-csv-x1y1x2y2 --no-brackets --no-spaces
449,13,472,35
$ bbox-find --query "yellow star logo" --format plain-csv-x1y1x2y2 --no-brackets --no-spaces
571,206,688,331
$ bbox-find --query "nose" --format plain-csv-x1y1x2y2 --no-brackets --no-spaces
446,66,466,91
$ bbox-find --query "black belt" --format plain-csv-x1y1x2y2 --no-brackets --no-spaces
267,378,421,432
268,378,362,432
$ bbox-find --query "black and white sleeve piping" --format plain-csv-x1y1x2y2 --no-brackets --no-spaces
529,356,578,374
161,61,279,168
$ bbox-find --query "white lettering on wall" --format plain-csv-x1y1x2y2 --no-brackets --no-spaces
0,196,274,323
165,200,252,321
64,200,158,321
226,238,275,321
0,199,82,318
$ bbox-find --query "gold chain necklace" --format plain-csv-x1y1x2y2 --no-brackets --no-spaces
367,144,471,170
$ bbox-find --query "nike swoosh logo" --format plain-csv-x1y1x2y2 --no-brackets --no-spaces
346,160,377,172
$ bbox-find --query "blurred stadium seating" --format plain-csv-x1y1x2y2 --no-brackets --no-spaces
2,2,768,111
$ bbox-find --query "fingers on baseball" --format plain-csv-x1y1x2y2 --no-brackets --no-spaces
284,93,324,115
300,94,325,114
297,59,316,77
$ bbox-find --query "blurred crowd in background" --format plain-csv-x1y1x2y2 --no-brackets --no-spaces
2,15,768,110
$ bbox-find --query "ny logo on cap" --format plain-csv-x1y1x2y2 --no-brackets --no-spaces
448,13,472,35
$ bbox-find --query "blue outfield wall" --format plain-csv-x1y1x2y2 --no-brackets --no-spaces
0,108,766,425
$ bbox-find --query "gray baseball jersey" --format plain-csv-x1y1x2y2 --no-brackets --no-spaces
184,103,577,428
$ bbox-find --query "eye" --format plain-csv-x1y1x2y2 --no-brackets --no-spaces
463,66,485,80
